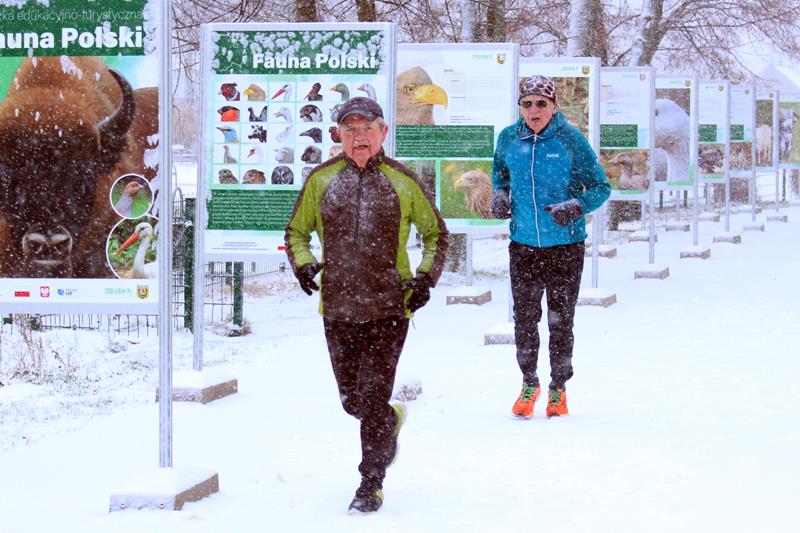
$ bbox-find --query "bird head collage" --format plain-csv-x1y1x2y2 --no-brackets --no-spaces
212,77,383,188
106,173,159,280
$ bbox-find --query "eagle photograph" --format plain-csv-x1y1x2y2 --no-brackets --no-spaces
395,66,449,126
439,160,494,219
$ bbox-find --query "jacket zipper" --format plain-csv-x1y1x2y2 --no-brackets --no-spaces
530,134,541,247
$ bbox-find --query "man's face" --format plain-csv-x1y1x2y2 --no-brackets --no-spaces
339,115,388,168
520,95,556,134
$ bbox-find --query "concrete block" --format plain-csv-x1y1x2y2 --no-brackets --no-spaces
665,222,691,232
577,289,617,307
157,371,238,404
484,322,514,345
742,223,765,232
767,214,788,223
110,468,219,512
699,213,721,222
634,266,670,279
713,233,742,244
680,247,711,259
446,286,492,306
629,230,655,242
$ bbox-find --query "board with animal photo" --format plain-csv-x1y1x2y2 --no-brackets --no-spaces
697,81,730,183
395,43,518,233
0,0,162,313
755,92,778,171
201,23,396,259
654,76,698,189
778,93,800,169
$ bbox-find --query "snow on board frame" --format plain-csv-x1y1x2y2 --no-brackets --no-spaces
395,42,518,234
599,66,655,199
698,81,731,183
0,0,162,314
655,76,699,189
199,22,397,260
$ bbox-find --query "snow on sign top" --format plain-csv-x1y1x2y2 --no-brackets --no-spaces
210,28,388,76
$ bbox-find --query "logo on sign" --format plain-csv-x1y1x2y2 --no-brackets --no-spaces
136,285,150,299
57,288,77,296
40,286,50,298
497,53,506,65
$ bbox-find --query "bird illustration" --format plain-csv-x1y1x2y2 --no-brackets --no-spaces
396,67,448,126
275,146,295,164
246,146,263,164
299,104,322,122
329,103,344,123
219,82,239,101
276,125,294,143
218,169,238,184
300,127,322,143
274,106,293,122
271,166,294,184
223,144,238,164
248,125,267,143
453,169,492,218
329,125,341,143
357,83,377,100
301,145,322,164
242,169,266,184
272,83,292,101
216,126,239,143
329,145,344,158
330,83,350,101
244,83,266,101
217,105,239,122
115,221,158,279
305,82,323,101
302,167,313,184
114,180,141,218
248,105,269,122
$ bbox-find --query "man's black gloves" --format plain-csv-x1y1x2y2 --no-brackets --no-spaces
544,199,583,226
491,189,511,219
402,272,432,313
296,262,322,295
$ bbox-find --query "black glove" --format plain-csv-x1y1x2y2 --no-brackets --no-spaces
402,272,432,313
296,262,322,295
491,189,511,219
544,199,582,226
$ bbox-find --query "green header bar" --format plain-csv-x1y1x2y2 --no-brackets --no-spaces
0,0,148,57
213,30,385,75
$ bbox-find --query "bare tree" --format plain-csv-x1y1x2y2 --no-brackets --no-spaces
486,0,507,42
296,0,319,22
356,0,377,21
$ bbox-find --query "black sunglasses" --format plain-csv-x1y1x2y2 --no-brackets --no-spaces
520,100,550,109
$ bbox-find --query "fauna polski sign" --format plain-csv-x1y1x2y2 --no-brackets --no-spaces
200,23,396,259
396,43,518,231
599,67,655,198
0,0,161,313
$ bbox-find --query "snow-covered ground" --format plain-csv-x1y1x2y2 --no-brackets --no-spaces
1,198,799,532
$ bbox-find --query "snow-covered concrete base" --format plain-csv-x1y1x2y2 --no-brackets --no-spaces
157,370,238,404
109,467,219,512
665,222,691,232
680,246,711,259
699,212,721,222
628,230,655,242
767,214,789,222
577,288,617,307
634,265,670,279
735,205,762,214
585,244,617,258
713,233,742,244
742,223,765,232
483,321,514,345
446,286,491,306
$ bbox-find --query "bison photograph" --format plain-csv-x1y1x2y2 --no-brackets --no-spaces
0,56,159,278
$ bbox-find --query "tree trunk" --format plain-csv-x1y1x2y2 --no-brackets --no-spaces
628,0,664,66
356,0,377,22
296,0,318,22
486,0,506,42
565,0,608,63
460,0,482,43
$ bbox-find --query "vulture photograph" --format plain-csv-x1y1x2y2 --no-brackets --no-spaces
395,66,448,126
244,83,267,101
440,160,494,219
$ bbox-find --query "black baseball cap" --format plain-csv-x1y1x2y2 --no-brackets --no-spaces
337,97,384,124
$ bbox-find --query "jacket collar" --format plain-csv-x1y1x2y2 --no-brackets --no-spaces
516,110,566,141
344,148,385,172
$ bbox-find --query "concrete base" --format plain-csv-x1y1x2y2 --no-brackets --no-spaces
585,244,617,258
446,286,492,306
577,288,617,307
157,370,238,404
484,322,514,345
735,205,762,214
713,233,742,244
699,213,721,222
680,247,711,259
791,200,800,207
629,230,655,243
109,467,219,512
634,265,670,279
666,222,691,232
393,379,423,402
767,214,789,223
743,223,765,232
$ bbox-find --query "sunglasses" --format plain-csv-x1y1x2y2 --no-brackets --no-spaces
520,100,550,109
